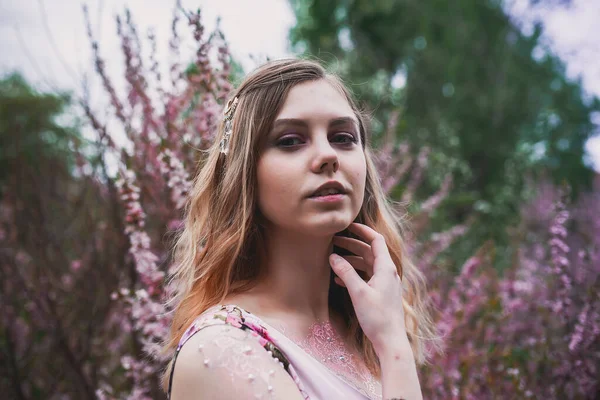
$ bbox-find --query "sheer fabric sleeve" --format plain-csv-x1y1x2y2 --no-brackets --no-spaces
170,324,305,400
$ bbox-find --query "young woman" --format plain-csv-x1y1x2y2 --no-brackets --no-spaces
163,59,438,399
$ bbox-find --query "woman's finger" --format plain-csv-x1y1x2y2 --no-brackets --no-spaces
343,255,373,277
347,223,395,275
332,236,374,265
333,256,372,287
329,254,368,297
347,223,389,256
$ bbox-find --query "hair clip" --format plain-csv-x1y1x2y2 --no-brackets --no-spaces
220,97,239,154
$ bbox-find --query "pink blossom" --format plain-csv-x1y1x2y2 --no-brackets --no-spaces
70,259,82,271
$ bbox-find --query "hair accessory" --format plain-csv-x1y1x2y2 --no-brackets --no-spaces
220,96,239,154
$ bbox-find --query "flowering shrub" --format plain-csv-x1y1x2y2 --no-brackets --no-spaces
1,4,597,399
81,4,232,398
419,180,600,399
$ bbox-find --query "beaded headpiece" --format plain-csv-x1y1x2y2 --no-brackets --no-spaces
220,96,239,154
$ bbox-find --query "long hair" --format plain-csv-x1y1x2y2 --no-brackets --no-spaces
161,58,439,389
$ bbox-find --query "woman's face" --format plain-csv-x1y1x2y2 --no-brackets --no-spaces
256,79,367,237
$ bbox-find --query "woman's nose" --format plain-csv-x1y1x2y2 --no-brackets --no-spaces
311,137,339,173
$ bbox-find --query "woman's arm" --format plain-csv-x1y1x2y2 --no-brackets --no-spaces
170,324,305,400
330,223,426,400
377,335,422,400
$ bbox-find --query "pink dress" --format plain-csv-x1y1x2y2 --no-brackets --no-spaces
167,304,382,399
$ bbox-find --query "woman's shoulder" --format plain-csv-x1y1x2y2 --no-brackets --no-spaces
177,304,276,352
170,304,306,399
170,317,304,399
176,304,241,350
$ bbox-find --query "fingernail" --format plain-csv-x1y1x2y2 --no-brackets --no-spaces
330,254,341,265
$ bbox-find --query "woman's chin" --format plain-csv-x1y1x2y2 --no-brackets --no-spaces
302,218,353,237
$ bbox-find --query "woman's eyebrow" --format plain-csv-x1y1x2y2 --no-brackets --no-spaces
272,119,309,130
329,117,359,130
272,117,358,130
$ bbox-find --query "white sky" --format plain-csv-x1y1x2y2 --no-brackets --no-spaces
0,0,295,94
0,0,599,170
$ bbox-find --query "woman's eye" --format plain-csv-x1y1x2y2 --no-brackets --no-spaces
275,133,357,148
332,133,357,144
276,136,303,147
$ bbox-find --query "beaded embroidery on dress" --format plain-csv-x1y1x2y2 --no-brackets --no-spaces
299,321,381,399
268,320,382,400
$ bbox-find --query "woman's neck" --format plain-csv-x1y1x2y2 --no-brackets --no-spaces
255,228,335,321
225,227,338,326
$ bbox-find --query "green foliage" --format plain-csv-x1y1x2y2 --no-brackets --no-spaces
289,0,600,266
0,73,80,191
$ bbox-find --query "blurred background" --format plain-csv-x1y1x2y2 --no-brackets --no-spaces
1,0,598,399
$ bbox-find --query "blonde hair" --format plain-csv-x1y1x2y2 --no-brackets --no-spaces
161,58,438,389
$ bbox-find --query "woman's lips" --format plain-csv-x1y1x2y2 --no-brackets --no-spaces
308,193,346,202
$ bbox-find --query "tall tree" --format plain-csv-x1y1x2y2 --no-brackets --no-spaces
0,74,77,189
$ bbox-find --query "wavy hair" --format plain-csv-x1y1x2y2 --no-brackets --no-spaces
161,58,439,389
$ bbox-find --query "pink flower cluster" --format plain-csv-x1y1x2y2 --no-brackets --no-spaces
81,4,236,398
157,149,192,210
